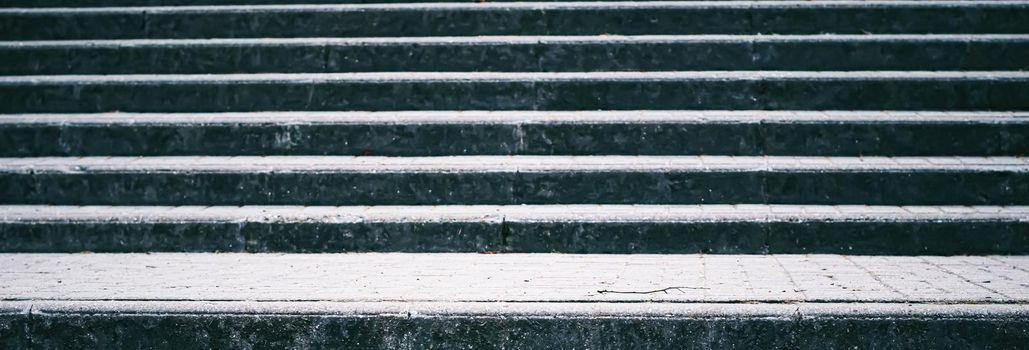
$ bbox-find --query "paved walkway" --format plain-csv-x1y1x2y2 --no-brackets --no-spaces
2,253,1026,303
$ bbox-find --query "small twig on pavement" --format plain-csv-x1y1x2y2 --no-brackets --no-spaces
596,286,708,294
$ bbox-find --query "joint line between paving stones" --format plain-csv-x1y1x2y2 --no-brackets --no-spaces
987,256,1029,274
842,255,909,298
919,257,1012,299
322,41,330,73
239,222,253,253
772,255,808,299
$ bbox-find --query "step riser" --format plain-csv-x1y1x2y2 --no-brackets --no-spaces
2,311,1026,349
0,0,829,6
2,221,1026,254
3,78,1027,112
6,0,729,6
5,39,1028,74
4,6,1028,40
4,122,1027,157
2,172,1025,205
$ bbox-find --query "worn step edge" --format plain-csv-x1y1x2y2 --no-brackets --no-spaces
3,205,1028,223
2,156,1026,173
3,301,1028,318
0,0,817,8
4,1,1027,14
9,0,1024,8
4,71,1028,85
7,34,1029,47
3,111,1027,125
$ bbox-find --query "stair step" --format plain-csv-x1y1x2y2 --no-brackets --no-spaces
4,35,1028,75
3,1,1028,40
2,205,1027,253
3,111,1026,157
1,253,1027,347
1,156,1026,206
3,71,1028,112
0,0,814,7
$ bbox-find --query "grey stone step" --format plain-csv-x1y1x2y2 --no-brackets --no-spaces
0,0,815,7
1,156,1026,206
1,253,1027,347
3,111,1027,157
4,35,1028,74
1,205,1027,254
3,71,1028,112
3,1,1028,40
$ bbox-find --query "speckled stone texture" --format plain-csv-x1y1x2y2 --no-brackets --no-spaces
1,0,1028,347
1,254,1028,348
3,2,1029,40
3,35,1027,75
1,156,1026,205
2,309,1028,349
3,72,1029,112
1,205,1026,254
2,111,1027,157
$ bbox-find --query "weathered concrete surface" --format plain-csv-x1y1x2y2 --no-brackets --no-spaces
1,156,1026,206
1,301,1028,349
2,253,1027,303
1,205,1027,254
3,71,1029,112
1,254,1028,348
2,111,1026,157
3,1,1029,40
4,35,1028,74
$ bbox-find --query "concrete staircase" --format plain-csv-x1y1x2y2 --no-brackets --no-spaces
0,0,1027,348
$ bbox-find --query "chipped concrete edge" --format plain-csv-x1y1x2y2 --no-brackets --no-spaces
2,205,1028,224
2,300,1028,319
2,111,1028,126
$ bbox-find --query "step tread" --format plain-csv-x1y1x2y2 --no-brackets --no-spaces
2,156,1026,173
4,204,1028,223
2,301,1026,320
1,253,1026,303
4,1,1026,14
3,111,1027,125
4,71,1028,85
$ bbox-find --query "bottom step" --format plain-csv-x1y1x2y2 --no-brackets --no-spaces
1,253,1028,348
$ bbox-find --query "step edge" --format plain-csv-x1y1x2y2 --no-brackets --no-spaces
6,34,1029,48
2,111,1028,125
2,204,1027,223
5,1,1029,15
3,300,1028,318
2,155,1026,174
4,71,1029,85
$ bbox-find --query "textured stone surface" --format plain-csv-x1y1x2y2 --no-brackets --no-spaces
3,1,1029,40
3,0,963,6
1,205,1027,254
2,253,1028,302
2,111,1026,157
2,254,1029,347
0,156,1025,206
1,301,1027,349
3,35,1027,75
2,71,1029,112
